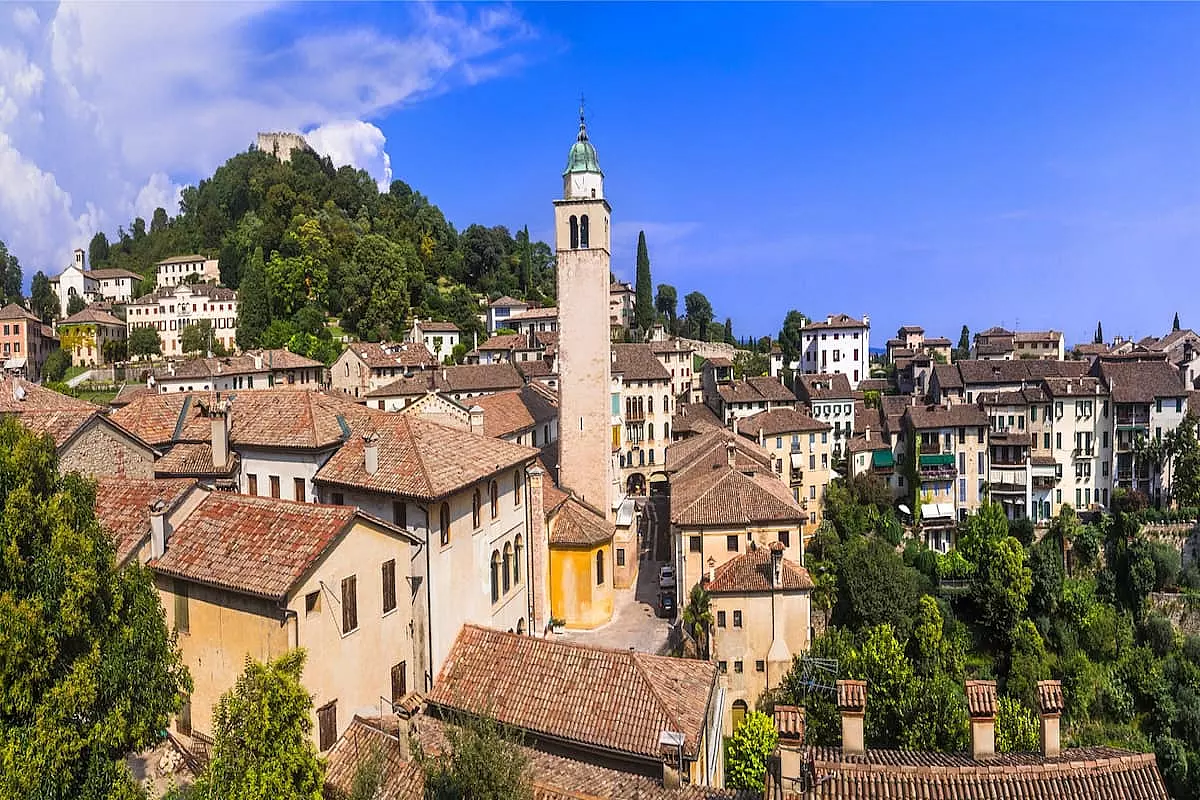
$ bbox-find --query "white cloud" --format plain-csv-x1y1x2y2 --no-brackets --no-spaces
305,120,394,191
0,1,535,282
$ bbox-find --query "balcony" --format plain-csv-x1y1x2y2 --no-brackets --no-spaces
919,453,957,480
1116,411,1150,427
989,468,1028,491
625,409,646,422
1073,448,1096,459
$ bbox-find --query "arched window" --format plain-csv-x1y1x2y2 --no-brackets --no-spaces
732,700,749,731
648,423,655,441
543,424,549,442
664,422,671,439
664,394,670,413
513,535,523,584
472,489,481,528
569,215,579,249
503,543,513,593
647,396,654,414
513,469,523,506
439,503,451,546
490,480,499,518
490,551,500,603
596,549,605,585
580,215,590,248
516,617,526,634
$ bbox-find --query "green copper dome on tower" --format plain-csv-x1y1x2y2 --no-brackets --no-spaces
563,106,602,177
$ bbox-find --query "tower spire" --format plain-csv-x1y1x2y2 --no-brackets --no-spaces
578,93,588,141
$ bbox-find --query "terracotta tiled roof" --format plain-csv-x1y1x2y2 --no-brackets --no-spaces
774,706,805,743
795,746,1170,799
428,626,718,761
508,306,558,321
364,364,524,398
933,363,964,389
705,546,814,593
718,377,796,405
1037,680,1065,715
0,303,39,321
0,377,96,413
110,383,154,408
671,403,723,435
795,373,853,401
59,307,126,327
738,408,830,437
857,378,889,394
151,493,404,600
94,477,197,564
905,403,988,430
548,494,614,547
1074,343,1109,357
1014,330,1062,344
473,385,558,439
85,267,142,281
955,359,1087,386
977,386,1049,405
322,717,424,800
347,341,436,369
805,313,867,330
648,337,693,355
837,680,866,712
416,320,460,332
671,466,805,527
479,332,528,351
705,356,733,369
845,435,888,455
1095,357,1186,403
314,413,537,500
156,254,209,265
516,359,556,381
130,283,236,304
111,389,375,449
163,349,321,379
666,427,773,477
898,325,925,334
611,344,671,382
11,408,102,447
1040,377,1103,398
153,443,238,477
965,679,997,718
924,337,953,346
489,295,527,308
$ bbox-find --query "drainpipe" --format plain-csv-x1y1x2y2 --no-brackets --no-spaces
282,607,299,650
422,502,435,693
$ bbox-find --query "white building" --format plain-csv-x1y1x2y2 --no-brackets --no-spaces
408,320,461,363
153,349,324,394
798,313,871,389
126,283,238,356
487,296,530,333
49,249,143,317
155,255,220,289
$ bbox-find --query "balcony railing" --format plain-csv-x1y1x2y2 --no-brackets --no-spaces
1116,412,1150,427
919,465,957,480
989,468,1028,488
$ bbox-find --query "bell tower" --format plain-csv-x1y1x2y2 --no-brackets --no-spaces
553,105,613,515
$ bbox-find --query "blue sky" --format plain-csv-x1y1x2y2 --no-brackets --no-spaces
3,3,1198,346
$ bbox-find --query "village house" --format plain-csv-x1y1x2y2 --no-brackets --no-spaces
649,333,696,402
972,327,1065,361
794,373,855,457
150,491,418,754
738,408,833,528
125,283,238,356
408,319,461,363
506,305,559,335
151,349,324,394
609,280,635,335
671,401,724,441
613,343,674,495
360,363,525,410
330,340,437,398
486,295,530,332
155,254,220,288
56,307,127,367
1,303,58,380
49,249,143,317
709,376,797,426
93,477,204,567
310,413,539,688
470,383,559,448
977,384,1058,524
541,478,617,628
797,313,870,389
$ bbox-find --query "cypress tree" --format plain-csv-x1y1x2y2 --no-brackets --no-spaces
236,247,271,350
724,317,734,345
634,231,654,333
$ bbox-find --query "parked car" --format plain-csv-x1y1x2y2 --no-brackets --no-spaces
658,564,676,590
659,591,676,619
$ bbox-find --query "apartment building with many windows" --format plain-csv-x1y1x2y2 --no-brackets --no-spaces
797,313,870,388
126,283,238,356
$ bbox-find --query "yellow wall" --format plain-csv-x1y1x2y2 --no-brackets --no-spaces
549,543,614,629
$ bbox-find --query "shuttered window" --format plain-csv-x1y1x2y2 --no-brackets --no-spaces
341,576,358,634
174,580,189,634
391,662,407,703
382,560,396,614
318,700,337,751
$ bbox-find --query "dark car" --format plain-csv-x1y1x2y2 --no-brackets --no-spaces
659,592,676,619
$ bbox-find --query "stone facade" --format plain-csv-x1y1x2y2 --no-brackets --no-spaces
59,421,155,479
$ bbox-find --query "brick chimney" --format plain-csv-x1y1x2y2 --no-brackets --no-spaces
966,680,998,760
836,680,866,755
468,405,485,435
769,540,784,587
526,465,550,634
363,433,380,476
770,705,806,796
149,499,170,559
1036,680,1065,758
726,440,737,468
210,399,230,470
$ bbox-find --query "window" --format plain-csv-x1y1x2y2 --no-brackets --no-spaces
472,489,481,528
269,475,280,499
1056,432,1062,450
318,700,337,752
690,535,702,553
514,536,523,584
809,485,816,500
734,660,744,673
733,610,743,628
247,473,258,495
1044,432,1051,450
391,662,407,703
726,535,739,552
717,610,727,628
569,215,579,248
174,580,189,634
1102,431,1110,449
513,469,523,506
293,477,305,502
440,503,451,546
959,478,967,503
718,661,728,674
580,215,590,248
382,560,397,614
305,590,321,616
1031,406,1038,422
503,543,513,593
177,696,192,736
778,530,790,547
392,501,406,528
616,548,626,567
756,660,766,672
596,549,605,585
332,492,344,506
490,480,499,518
490,551,500,603
341,576,358,634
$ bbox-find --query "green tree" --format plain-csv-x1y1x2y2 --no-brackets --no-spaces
87,231,110,268
962,504,1031,645
237,247,271,350
995,696,1039,752
1006,620,1049,708
723,317,735,345
181,320,214,355
266,215,332,317
29,271,57,322
854,624,918,747
726,711,779,792
956,325,970,361
190,650,323,800
684,291,714,341
682,583,714,658
0,240,21,303
150,206,170,235
416,713,533,800
41,348,71,382
66,293,86,315
633,231,654,333
0,418,191,799
102,339,127,364
1171,414,1200,507
778,310,808,365
1094,321,1104,345
733,349,769,379
834,537,925,636
655,284,677,332
128,325,163,359
341,234,415,341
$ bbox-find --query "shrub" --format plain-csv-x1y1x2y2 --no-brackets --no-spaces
1140,614,1176,659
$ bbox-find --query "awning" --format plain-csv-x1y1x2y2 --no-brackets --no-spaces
2,357,26,370
921,502,955,520
920,454,954,467
872,450,895,469
790,452,804,469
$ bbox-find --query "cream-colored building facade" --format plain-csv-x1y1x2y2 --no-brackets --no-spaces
126,283,238,355
738,408,833,533
57,308,128,367
156,255,220,288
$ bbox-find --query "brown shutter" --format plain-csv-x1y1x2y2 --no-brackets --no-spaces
341,576,357,633
391,661,407,703
317,700,337,751
382,560,396,614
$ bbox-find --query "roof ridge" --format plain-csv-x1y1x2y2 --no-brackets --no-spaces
627,650,687,742
405,414,438,498
171,394,192,443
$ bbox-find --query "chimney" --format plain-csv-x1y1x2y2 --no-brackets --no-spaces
726,440,737,468
758,428,765,446
210,400,230,469
836,680,866,755
865,426,871,443
468,405,485,435
1036,680,1064,758
771,705,806,796
662,763,681,789
363,433,380,476
526,465,550,634
769,540,784,587
966,680,998,760
149,499,170,559
732,416,739,436
706,555,716,584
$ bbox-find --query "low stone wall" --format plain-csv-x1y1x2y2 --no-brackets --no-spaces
1149,592,1200,636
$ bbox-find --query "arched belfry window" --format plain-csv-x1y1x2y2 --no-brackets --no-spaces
569,216,579,249
580,215,590,249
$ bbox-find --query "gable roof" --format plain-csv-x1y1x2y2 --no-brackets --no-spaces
805,313,867,330
717,377,795,405
1095,357,1187,403
954,359,1088,386
314,413,537,500
428,625,718,761
94,477,198,564
905,403,989,430
153,442,239,477
666,426,773,476
364,363,525,399
706,545,814,593
548,493,615,547
737,408,830,437
161,349,321,380
611,344,671,382
489,295,528,308
795,373,853,401
151,493,410,601
59,307,126,327
671,402,723,436
473,384,558,439
0,303,39,322
345,341,436,369
415,320,461,333
671,466,806,527
85,267,142,281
